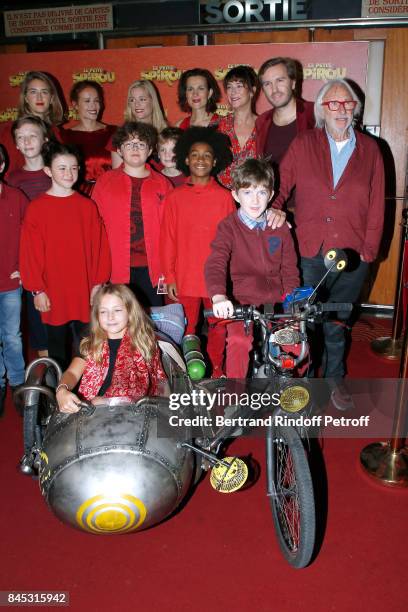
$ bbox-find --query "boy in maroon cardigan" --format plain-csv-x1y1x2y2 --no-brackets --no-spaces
205,159,299,378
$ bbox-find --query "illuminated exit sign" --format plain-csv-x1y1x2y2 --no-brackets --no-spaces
201,1,307,24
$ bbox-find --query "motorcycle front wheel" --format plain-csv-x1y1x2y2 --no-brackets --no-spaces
266,424,316,568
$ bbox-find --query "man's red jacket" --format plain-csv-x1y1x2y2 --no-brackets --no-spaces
273,128,385,262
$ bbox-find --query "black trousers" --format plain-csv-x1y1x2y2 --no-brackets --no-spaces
129,266,164,308
45,320,89,370
301,252,368,379
26,291,48,351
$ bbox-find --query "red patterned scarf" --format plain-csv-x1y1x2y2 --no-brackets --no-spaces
79,330,166,400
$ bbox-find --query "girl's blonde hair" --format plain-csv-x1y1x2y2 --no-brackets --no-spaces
124,80,167,132
19,71,64,125
80,284,157,364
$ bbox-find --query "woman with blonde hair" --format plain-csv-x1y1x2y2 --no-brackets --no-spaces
0,70,64,176
55,284,167,413
110,79,167,168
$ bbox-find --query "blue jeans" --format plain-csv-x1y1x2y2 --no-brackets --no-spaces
301,252,368,379
0,287,25,387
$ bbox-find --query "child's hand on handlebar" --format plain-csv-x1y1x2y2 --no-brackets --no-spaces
212,295,234,318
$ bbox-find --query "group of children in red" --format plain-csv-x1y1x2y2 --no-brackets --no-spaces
0,112,298,415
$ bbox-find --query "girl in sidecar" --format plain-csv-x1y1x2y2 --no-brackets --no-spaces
56,284,167,413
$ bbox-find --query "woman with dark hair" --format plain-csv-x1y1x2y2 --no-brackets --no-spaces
0,70,64,176
176,68,221,129
217,65,259,189
59,80,116,195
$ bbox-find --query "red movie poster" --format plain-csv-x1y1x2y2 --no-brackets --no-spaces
0,42,368,125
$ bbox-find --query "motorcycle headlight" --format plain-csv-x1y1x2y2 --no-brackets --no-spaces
279,385,310,413
272,328,301,345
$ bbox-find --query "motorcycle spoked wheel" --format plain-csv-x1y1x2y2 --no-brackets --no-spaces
266,424,316,568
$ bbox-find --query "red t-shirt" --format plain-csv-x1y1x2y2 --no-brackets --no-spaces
161,172,187,188
7,168,52,201
129,176,147,267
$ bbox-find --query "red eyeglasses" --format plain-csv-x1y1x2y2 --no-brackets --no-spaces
321,100,357,112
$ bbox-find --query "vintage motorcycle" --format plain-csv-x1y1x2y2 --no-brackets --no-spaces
17,249,350,569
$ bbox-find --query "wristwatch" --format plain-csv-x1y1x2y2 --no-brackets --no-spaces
31,291,44,296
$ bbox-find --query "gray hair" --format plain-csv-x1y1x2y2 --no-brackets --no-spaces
314,79,362,128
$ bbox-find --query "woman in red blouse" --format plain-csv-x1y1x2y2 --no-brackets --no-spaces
176,68,221,129
217,66,259,189
59,80,116,196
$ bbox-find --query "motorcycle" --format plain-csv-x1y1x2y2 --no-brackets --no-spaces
17,249,351,569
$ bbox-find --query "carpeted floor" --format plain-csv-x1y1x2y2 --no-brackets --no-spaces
0,316,405,612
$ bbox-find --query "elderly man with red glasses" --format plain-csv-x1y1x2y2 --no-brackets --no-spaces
273,78,385,410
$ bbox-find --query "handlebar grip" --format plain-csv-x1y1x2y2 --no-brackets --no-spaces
203,309,214,318
320,302,353,312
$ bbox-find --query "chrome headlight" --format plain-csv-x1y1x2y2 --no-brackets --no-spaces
272,328,301,345
279,385,310,413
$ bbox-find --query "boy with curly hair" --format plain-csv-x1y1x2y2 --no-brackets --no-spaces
93,121,173,307
160,126,234,376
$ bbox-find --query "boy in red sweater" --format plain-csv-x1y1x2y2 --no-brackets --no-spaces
8,116,52,200
8,116,52,359
160,126,234,376
205,158,299,378
0,144,28,416
20,142,111,370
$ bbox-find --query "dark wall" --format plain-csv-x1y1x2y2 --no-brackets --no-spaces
115,1,198,28
307,0,362,19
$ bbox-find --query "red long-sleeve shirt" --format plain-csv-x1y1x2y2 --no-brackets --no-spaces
0,183,29,292
160,178,235,297
205,212,299,306
20,192,111,325
273,128,385,262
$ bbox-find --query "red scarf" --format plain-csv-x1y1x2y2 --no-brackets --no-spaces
79,330,166,400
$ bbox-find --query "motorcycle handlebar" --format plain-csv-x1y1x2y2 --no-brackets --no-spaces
203,309,216,318
204,301,352,319
318,303,353,312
